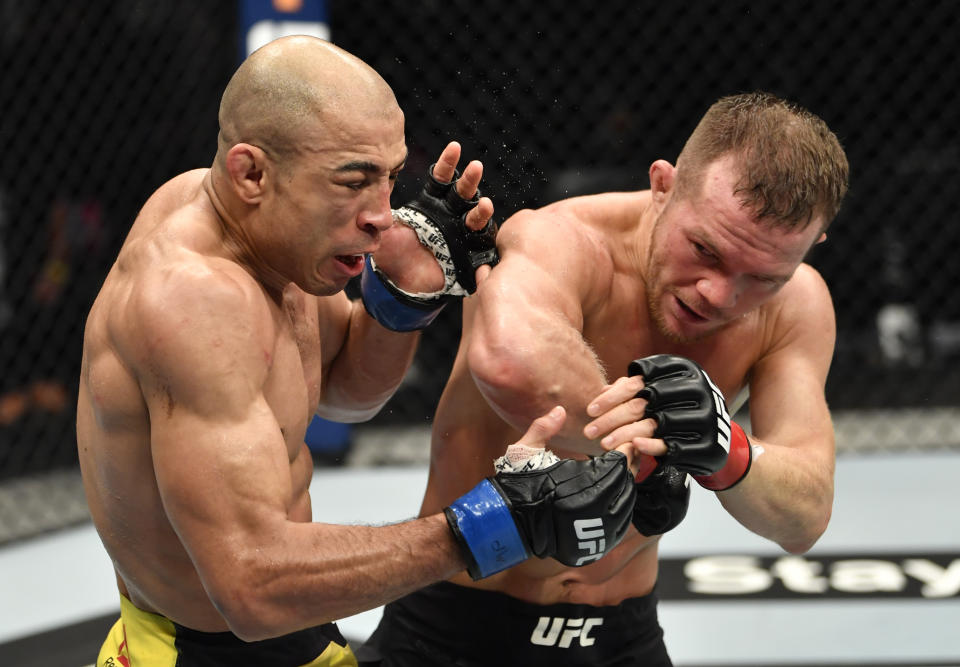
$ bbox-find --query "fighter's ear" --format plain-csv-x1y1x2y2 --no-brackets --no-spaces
225,143,269,204
649,160,676,205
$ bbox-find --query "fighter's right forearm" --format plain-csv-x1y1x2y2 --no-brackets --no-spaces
468,330,608,453
210,514,465,642
209,408,638,641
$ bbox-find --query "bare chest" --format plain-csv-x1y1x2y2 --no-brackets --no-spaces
262,291,324,457
582,297,760,401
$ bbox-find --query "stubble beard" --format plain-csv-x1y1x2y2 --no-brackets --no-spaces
645,216,696,345
647,278,692,344
646,251,718,345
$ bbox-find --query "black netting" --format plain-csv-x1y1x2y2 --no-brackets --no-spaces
2,0,959,485
0,2,237,480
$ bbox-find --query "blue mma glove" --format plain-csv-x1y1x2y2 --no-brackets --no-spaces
361,163,499,331
444,451,636,580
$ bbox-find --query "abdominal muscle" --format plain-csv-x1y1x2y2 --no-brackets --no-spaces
428,371,664,607
448,529,662,606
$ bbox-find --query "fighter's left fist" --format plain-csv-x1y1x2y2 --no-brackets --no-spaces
629,354,752,491
361,142,497,332
632,464,691,536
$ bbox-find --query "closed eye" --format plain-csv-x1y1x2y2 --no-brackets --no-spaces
753,274,785,288
340,172,400,191
693,242,717,260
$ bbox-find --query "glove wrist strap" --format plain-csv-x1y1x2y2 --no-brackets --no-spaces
694,422,753,491
393,206,470,298
444,479,528,580
360,255,446,332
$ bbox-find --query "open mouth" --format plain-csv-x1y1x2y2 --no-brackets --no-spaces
335,254,365,272
676,296,707,322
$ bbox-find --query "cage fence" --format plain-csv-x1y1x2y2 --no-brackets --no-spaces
1,0,958,543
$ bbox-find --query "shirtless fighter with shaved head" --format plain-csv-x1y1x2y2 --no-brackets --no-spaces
363,92,850,666
79,37,641,666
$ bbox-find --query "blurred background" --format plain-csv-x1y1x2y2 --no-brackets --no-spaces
0,0,958,664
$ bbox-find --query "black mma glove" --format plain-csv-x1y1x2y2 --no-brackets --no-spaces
629,354,753,491
361,163,499,331
444,451,636,580
632,465,690,536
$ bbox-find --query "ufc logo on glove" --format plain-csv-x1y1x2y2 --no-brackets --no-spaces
629,354,753,491
574,517,606,566
702,370,732,452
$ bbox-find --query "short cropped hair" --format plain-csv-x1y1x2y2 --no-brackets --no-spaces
674,92,849,232
216,64,320,168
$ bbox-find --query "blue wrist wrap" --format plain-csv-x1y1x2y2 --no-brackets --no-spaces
359,256,445,332
446,479,528,579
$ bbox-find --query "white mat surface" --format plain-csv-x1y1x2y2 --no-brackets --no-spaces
2,454,958,664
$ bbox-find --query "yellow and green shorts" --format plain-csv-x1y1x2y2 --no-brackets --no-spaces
97,595,356,666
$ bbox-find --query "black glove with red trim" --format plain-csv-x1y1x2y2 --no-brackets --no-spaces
628,354,752,491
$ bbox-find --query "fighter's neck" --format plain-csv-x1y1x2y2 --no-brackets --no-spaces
201,170,289,302
631,191,658,290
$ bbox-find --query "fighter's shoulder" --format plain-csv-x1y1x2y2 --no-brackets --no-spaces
141,169,209,210
499,192,642,257
120,251,274,373
778,263,833,311
760,262,835,344
498,203,585,244
505,191,646,227
141,253,267,326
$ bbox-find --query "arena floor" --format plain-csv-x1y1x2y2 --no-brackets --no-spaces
1,447,958,666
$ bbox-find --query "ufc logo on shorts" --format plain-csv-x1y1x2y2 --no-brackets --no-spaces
701,370,731,452
574,517,605,566
530,616,604,648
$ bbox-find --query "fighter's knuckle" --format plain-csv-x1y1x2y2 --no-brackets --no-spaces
629,397,648,419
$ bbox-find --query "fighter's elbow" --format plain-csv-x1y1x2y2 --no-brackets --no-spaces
778,505,832,555
779,537,817,555
206,583,273,641
468,333,535,397
224,613,275,643
206,562,293,642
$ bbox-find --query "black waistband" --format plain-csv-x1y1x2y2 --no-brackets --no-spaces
172,620,346,667
398,580,659,620
374,581,665,665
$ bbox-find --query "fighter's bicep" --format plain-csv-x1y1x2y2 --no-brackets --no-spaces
150,400,290,538
131,274,289,556
748,272,836,449
131,268,275,420
466,247,590,410
473,245,584,336
749,349,832,443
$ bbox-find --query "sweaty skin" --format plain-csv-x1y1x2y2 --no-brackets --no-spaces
420,155,837,606
77,36,497,641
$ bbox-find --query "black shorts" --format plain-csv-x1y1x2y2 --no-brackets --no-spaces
356,581,672,667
